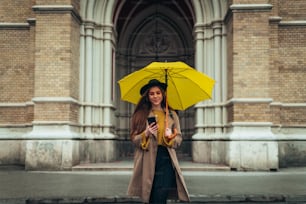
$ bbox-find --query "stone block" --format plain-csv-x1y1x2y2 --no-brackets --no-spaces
0,140,22,165
192,140,228,165
192,141,211,163
211,141,227,164
79,140,118,163
25,140,79,170
229,141,278,171
279,141,306,167
226,124,279,170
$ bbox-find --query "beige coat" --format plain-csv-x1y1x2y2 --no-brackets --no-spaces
127,110,190,203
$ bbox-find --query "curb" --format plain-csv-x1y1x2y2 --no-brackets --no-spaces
1,194,306,204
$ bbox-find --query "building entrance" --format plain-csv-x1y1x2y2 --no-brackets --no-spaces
115,1,195,159
78,0,229,167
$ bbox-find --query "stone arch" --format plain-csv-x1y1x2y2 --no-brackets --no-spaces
79,0,230,162
115,1,195,158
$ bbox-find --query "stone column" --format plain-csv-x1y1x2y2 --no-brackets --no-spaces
193,23,205,136
95,24,118,162
192,24,209,162
84,22,94,136
78,23,117,163
192,21,226,164
213,21,222,135
25,3,81,170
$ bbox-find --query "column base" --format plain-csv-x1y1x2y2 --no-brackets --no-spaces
25,139,79,170
24,123,80,170
192,132,227,164
274,127,306,168
226,123,278,171
79,139,118,163
192,123,279,171
228,141,278,171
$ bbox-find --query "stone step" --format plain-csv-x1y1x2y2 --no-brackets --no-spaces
72,160,230,171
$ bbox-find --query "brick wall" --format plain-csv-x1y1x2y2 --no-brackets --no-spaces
273,25,306,126
0,106,27,124
232,11,270,98
0,0,35,125
227,103,272,124
33,6,80,122
282,107,306,126
233,103,271,122
0,28,34,102
269,0,306,127
70,12,80,100
227,1,306,126
34,103,78,122
0,0,80,125
0,0,34,22
278,26,306,103
279,0,306,20
227,4,272,123
36,0,77,6
226,14,233,99
268,17,280,102
35,13,74,97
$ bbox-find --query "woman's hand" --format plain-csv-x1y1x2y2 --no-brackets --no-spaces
146,122,158,138
165,127,172,138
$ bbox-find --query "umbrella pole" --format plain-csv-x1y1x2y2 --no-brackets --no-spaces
166,92,169,128
165,69,169,128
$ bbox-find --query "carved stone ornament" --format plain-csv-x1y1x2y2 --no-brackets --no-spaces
144,29,170,54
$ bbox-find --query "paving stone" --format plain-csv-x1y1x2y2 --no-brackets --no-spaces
286,195,306,202
0,199,26,204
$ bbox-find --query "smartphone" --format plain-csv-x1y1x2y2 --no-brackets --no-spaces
147,117,156,125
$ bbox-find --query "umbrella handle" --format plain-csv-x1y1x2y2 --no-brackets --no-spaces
165,92,168,128
168,128,177,139
165,93,177,140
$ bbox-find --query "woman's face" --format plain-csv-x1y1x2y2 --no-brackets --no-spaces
148,86,163,107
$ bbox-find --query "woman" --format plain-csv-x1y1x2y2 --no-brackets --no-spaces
127,79,190,204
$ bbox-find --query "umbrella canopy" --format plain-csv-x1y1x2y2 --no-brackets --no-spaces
118,61,215,110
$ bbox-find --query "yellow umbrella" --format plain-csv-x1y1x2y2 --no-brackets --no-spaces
118,61,215,111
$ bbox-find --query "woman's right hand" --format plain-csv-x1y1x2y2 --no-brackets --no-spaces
145,122,158,138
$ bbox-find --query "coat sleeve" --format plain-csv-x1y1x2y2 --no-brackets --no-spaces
169,111,183,149
131,131,150,150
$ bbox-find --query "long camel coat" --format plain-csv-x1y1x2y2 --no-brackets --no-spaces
127,110,190,203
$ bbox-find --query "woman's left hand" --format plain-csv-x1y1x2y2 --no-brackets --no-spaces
165,128,172,138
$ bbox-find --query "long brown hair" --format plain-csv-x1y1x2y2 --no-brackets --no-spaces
130,86,167,140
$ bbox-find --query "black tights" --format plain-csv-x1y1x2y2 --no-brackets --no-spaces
149,146,176,204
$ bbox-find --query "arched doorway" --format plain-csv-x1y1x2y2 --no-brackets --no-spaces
115,1,195,159
79,0,229,164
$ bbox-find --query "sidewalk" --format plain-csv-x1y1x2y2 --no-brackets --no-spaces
1,164,306,203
